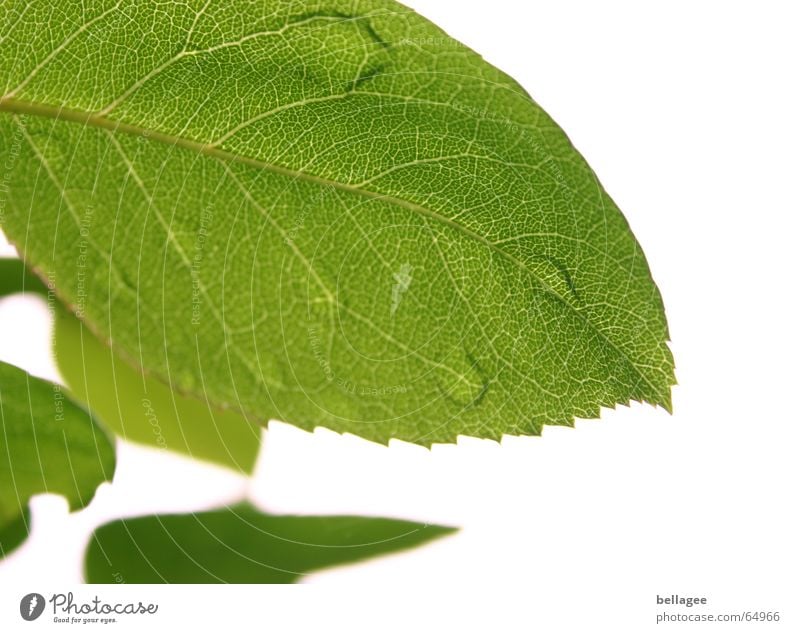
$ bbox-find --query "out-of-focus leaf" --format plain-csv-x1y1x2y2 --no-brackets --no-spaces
54,306,261,472
0,360,115,527
0,256,260,472
0,257,47,298
0,505,29,559
85,503,455,583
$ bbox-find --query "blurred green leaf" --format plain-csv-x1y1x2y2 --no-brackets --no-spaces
85,503,455,583
0,257,261,472
0,258,47,297
0,505,29,559
54,306,261,472
0,360,115,527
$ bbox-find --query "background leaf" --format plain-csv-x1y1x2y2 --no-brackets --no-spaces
0,359,115,526
0,257,48,297
85,503,455,583
0,257,261,472
53,306,262,472
0,506,29,559
0,1,674,445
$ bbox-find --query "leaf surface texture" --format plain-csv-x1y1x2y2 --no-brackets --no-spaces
0,1,674,445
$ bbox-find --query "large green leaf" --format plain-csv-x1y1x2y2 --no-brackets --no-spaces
85,503,455,583
0,360,115,526
0,257,261,471
0,1,674,445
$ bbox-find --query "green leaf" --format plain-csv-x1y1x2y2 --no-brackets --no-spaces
0,505,29,559
85,503,455,583
0,258,48,298
53,305,261,472
0,1,674,446
0,360,115,526
0,262,107,557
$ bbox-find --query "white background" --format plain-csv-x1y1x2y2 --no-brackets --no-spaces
1,1,798,631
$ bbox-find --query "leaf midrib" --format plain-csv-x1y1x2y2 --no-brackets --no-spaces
0,95,664,402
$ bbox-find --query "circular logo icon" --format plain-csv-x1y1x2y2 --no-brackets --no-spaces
20,593,45,621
